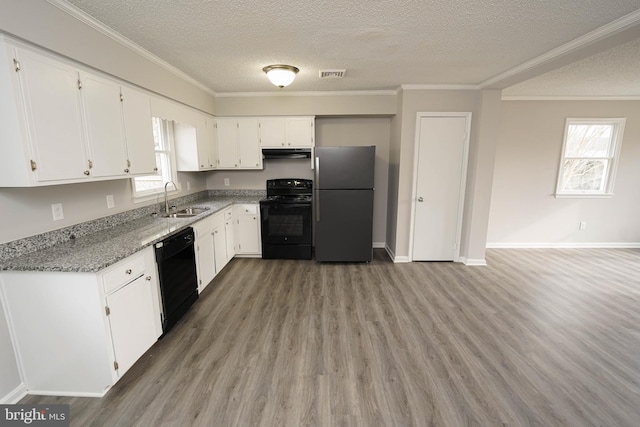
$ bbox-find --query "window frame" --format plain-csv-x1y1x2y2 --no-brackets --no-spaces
555,118,626,198
131,117,179,202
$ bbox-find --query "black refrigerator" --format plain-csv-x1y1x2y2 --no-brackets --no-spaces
314,146,375,262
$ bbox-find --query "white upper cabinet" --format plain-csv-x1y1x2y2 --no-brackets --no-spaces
0,36,156,187
215,118,239,168
121,86,157,175
215,117,262,170
286,117,315,147
259,116,315,148
204,116,218,169
174,111,218,171
1,42,89,184
259,118,287,147
237,118,262,169
80,71,128,178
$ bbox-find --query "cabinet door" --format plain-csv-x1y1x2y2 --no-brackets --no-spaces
238,118,262,169
195,114,211,170
225,217,236,260
106,274,160,377
121,86,156,175
14,47,88,181
259,118,286,147
236,214,261,254
196,231,216,292
287,117,314,147
212,225,227,274
204,116,218,169
80,72,128,177
216,118,239,168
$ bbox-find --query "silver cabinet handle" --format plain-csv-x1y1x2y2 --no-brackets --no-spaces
418,197,424,202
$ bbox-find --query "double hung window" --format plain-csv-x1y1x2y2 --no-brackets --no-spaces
132,117,178,198
555,118,625,197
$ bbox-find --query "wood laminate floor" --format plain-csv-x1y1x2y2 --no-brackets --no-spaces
21,248,640,426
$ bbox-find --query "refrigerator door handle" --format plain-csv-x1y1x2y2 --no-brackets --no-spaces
315,156,320,221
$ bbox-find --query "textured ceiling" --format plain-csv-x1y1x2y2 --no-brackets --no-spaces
63,0,640,95
504,37,640,97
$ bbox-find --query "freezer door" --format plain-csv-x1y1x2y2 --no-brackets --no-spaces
315,146,375,190
315,189,374,262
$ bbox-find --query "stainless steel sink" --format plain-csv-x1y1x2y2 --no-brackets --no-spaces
163,207,209,218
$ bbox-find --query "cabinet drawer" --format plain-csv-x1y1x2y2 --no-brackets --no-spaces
102,253,146,294
235,204,257,215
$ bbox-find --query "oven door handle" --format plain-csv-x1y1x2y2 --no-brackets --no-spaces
315,156,320,221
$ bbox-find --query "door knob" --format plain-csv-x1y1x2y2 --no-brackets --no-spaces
418,197,424,202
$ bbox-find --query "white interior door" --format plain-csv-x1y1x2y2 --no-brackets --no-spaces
412,115,469,261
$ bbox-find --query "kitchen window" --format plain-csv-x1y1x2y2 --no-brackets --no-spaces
555,118,625,198
132,117,178,199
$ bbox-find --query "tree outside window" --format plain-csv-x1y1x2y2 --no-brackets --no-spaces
556,118,625,197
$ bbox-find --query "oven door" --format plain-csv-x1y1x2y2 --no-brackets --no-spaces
260,203,312,245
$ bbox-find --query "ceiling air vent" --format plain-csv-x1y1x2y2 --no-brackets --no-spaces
319,69,346,79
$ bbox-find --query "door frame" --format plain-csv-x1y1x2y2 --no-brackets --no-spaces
409,112,472,262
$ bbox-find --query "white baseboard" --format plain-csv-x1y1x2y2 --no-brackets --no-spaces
460,257,487,266
385,244,410,263
373,242,385,249
25,389,107,398
1,383,27,404
487,242,640,249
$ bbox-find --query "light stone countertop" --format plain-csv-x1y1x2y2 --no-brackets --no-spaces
0,195,262,273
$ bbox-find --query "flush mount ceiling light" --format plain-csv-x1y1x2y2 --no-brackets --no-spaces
262,64,299,88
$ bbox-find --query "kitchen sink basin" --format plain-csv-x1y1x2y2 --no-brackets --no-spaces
163,207,209,218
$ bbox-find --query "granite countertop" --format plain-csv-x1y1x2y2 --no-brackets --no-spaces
0,194,263,273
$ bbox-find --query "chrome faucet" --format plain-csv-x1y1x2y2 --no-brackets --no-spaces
164,181,177,215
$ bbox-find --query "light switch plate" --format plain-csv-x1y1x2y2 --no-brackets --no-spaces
106,194,115,209
51,203,64,221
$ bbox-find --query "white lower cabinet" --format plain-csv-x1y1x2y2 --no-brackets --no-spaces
104,273,159,378
193,207,235,293
0,247,162,396
234,204,261,256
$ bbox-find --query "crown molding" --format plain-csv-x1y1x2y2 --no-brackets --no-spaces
215,90,397,98
46,0,216,96
480,9,640,89
400,84,480,91
502,95,640,101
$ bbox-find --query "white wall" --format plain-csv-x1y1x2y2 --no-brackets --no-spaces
487,100,640,246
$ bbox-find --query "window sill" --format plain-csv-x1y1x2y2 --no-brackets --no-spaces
554,193,613,199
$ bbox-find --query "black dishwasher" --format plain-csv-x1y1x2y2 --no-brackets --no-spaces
155,227,198,334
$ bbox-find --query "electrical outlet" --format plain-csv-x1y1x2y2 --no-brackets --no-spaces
106,194,115,209
187,181,191,190
51,203,64,221
224,178,230,186
579,221,587,230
